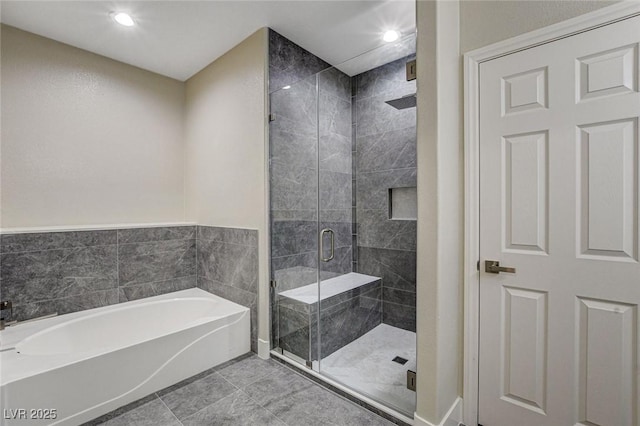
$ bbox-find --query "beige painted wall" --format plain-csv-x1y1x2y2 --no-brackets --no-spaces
460,0,618,53
415,1,462,424
0,25,186,228
184,28,269,354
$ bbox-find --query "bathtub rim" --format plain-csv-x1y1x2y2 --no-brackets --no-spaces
0,288,250,385
14,297,234,356
0,288,245,350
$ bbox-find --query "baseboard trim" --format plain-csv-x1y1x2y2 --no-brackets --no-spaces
414,397,463,426
257,338,270,359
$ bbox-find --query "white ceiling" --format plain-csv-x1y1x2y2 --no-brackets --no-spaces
0,0,416,80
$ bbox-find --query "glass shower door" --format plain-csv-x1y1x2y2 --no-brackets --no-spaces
316,63,384,388
269,74,320,364
316,54,418,417
316,66,363,370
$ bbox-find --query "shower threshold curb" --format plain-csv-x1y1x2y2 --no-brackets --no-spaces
270,350,414,426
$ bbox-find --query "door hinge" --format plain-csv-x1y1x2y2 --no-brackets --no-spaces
406,370,416,391
477,260,480,272
269,113,276,122
270,280,277,289
406,59,416,81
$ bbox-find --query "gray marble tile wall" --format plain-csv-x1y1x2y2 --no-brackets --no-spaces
196,225,259,352
269,30,353,298
268,29,330,94
0,226,196,322
354,55,417,332
118,226,196,302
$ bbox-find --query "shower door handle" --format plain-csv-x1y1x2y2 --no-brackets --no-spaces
320,228,335,262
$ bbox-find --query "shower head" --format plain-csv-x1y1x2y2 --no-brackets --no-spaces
385,93,416,110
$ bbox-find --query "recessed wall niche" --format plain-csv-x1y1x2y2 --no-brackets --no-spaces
388,186,417,220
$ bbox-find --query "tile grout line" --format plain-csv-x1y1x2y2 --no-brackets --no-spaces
0,243,118,255
195,227,198,289
119,274,197,288
201,241,257,249
12,288,118,307
218,360,277,390
278,361,401,426
157,393,185,426
117,238,195,247
240,389,290,426
215,370,242,392
116,230,120,300
197,278,256,298
382,299,417,309
278,360,394,422
173,371,243,424
175,361,274,424
12,273,197,308
2,229,196,255
354,121,416,139
232,364,293,426
353,84,417,104
2,234,196,256
355,165,417,175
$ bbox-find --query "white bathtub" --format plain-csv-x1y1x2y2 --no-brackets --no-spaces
0,288,250,426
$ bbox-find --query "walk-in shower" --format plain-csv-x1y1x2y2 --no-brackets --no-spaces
269,29,418,417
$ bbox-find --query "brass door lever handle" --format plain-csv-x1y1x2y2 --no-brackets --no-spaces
485,260,516,274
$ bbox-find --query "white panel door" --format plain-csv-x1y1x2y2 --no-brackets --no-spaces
479,15,640,426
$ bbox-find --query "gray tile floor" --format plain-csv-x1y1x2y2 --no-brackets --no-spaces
86,353,394,426
320,324,416,415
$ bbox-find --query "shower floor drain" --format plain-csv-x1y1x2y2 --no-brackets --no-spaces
392,356,408,365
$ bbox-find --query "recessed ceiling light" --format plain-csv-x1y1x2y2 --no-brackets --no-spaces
383,30,400,43
111,12,135,27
